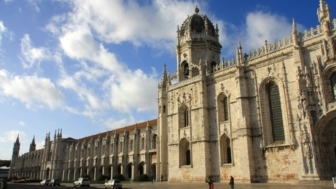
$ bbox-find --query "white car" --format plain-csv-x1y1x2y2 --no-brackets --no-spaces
73,177,90,187
104,179,122,189
40,179,50,186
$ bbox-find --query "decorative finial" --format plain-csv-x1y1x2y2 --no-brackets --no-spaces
194,5,199,14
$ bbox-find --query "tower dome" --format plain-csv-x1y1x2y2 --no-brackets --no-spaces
179,6,216,37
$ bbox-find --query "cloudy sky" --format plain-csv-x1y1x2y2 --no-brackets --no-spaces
0,0,335,160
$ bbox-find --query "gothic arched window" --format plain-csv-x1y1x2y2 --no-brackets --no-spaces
180,139,191,166
211,61,217,73
130,140,133,151
220,135,232,164
268,84,285,142
184,63,189,78
141,138,145,150
330,72,336,99
184,109,189,127
224,97,228,121
218,93,229,122
152,135,157,149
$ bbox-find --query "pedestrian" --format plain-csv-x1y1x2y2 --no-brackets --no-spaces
206,176,212,189
161,174,163,181
0,178,7,189
229,176,234,189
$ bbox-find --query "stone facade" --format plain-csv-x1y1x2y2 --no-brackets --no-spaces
9,120,159,181
8,0,336,183
157,0,336,183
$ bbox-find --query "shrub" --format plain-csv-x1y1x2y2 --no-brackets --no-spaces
80,175,91,180
137,174,149,182
112,174,125,181
9,176,18,181
98,175,110,181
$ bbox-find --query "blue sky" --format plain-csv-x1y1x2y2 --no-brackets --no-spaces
0,0,335,160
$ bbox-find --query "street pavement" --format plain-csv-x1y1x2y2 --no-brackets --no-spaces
7,181,335,189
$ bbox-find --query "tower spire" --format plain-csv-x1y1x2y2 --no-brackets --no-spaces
29,136,36,152
317,0,331,36
292,18,299,46
15,134,20,144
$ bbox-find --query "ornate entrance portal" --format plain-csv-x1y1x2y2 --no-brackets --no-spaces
315,114,336,177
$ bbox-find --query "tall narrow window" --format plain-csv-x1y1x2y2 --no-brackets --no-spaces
184,63,189,78
226,138,231,163
330,73,336,99
220,135,232,164
141,138,145,150
120,142,123,153
268,84,285,142
224,97,228,121
180,139,191,166
186,150,191,165
152,135,157,149
130,140,133,151
211,61,217,73
184,109,188,127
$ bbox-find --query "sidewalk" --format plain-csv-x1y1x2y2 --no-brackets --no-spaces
61,181,335,189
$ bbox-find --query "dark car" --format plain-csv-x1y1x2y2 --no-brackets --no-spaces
48,179,61,186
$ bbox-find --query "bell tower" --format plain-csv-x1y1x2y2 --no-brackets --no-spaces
9,135,20,178
176,5,221,81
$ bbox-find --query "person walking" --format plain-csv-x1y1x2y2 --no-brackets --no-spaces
0,178,7,189
229,176,234,189
206,176,212,189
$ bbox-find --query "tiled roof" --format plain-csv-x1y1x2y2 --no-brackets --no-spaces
77,119,157,143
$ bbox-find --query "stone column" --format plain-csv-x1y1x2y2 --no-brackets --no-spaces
102,166,105,176
73,169,77,180
144,163,147,174
110,166,114,179
94,167,96,180
131,164,135,181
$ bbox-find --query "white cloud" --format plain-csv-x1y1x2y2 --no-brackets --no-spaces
0,130,30,159
104,116,136,130
27,0,40,12
0,20,14,45
57,18,159,113
0,69,64,109
20,34,52,68
48,0,212,52
0,21,7,45
19,121,25,126
0,130,26,143
36,140,45,150
241,11,296,52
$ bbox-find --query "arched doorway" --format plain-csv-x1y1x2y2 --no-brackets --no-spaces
127,163,132,180
138,162,144,175
151,164,156,180
46,168,50,179
117,164,122,175
314,111,336,177
108,165,112,178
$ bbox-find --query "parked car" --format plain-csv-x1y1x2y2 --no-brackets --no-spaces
104,179,122,189
48,178,61,186
73,177,90,187
40,179,50,185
